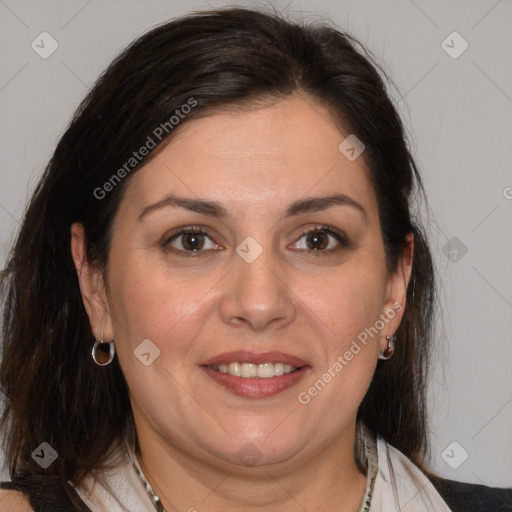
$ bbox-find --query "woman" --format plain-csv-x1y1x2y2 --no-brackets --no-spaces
0,7,510,512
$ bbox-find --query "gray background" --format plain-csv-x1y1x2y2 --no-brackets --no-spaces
1,0,511,488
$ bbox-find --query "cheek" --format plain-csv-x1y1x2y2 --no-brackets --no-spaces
295,259,387,343
291,255,385,407
106,257,213,419
106,250,222,363
294,273,381,430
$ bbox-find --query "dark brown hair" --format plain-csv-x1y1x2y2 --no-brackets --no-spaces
0,6,436,491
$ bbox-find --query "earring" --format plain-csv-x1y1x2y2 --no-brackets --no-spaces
379,334,395,360
92,331,115,366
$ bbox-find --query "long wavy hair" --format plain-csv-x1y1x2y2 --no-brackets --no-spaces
1,6,436,494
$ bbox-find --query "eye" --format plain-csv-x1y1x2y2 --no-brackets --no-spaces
290,225,347,253
163,227,222,254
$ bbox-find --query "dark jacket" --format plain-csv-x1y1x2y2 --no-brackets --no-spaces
2,473,512,511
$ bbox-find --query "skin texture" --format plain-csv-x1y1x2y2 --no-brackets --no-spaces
0,490,32,512
71,93,413,511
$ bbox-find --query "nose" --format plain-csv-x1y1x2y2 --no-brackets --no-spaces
219,245,296,332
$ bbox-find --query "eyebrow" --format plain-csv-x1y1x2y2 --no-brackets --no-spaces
138,194,229,220
283,193,367,222
137,192,367,222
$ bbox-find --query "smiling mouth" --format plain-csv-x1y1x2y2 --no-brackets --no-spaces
200,351,310,398
201,364,309,399
205,362,300,379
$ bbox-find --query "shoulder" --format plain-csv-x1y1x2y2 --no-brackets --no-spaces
428,475,512,512
0,488,33,512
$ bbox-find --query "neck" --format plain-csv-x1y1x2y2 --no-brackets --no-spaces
134,424,367,512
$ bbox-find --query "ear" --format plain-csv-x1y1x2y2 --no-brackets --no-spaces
70,222,114,341
380,232,414,345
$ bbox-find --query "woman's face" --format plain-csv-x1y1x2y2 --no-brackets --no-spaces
75,93,410,472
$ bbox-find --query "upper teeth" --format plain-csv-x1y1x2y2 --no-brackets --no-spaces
207,362,298,379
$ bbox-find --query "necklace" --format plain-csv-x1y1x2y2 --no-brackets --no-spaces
132,423,376,512
131,456,167,512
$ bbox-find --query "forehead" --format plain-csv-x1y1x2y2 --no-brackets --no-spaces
120,93,377,220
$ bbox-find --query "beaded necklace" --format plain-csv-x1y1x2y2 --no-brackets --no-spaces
131,456,166,512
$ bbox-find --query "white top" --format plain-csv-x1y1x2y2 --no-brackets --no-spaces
370,437,452,511
72,430,452,512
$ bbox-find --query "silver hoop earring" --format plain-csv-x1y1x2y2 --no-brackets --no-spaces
379,335,395,360
92,333,115,366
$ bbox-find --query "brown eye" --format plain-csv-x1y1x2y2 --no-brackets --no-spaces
305,230,329,250
290,226,348,253
163,227,221,255
181,232,205,251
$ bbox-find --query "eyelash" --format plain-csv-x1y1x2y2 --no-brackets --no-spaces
161,224,349,257
161,226,212,258
295,225,348,256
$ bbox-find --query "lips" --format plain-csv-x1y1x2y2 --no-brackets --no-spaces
200,351,310,398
